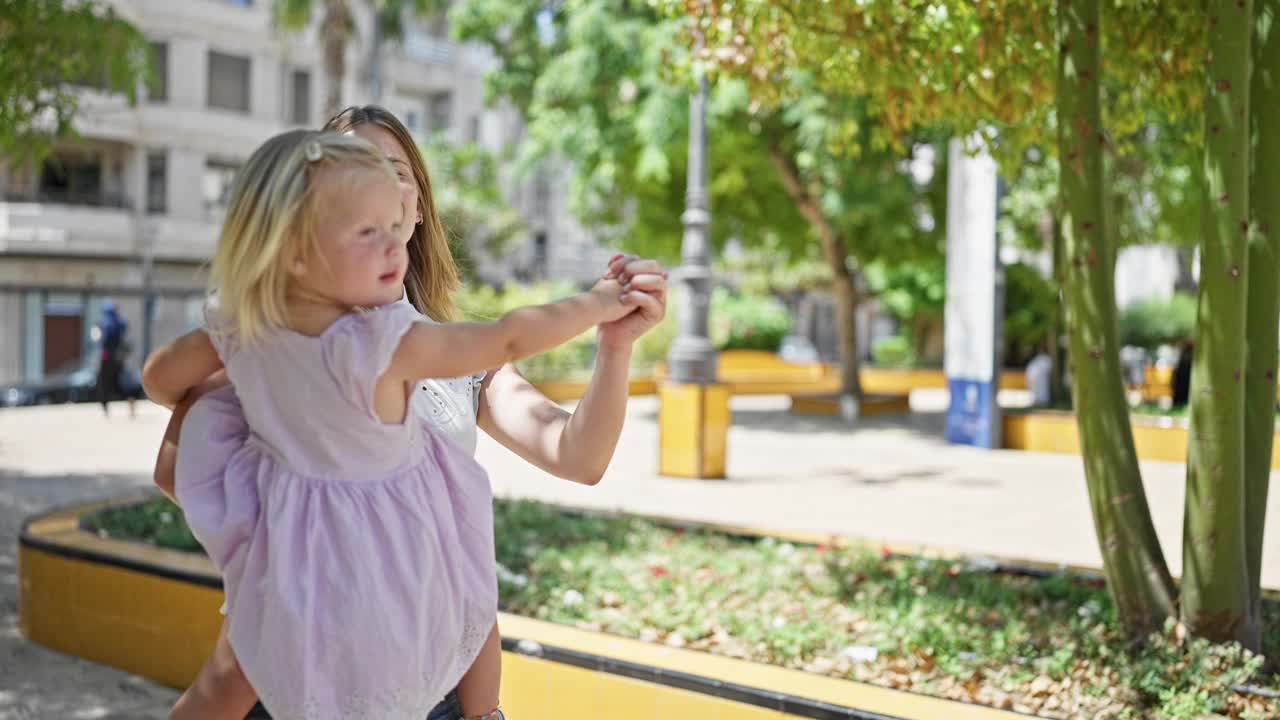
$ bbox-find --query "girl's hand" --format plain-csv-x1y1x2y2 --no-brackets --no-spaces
599,254,667,351
589,276,635,324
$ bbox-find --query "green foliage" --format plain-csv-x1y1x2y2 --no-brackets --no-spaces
1120,294,1199,350
631,310,676,373
455,282,597,381
661,1,1204,169
708,287,791,352
663,1,1206,270
83,497,202,553
421,139,526,275
864,259,946,361
871,335,916,369
1003,262,1059,367
450,0,942,270
0,0,150,161
451,0,812,263
720,238,833,294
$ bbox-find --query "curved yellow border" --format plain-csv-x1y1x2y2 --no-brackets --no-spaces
19,499,1030,720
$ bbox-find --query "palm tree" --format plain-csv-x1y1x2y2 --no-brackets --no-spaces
273,0,447,119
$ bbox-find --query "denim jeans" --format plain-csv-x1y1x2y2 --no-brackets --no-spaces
245,689,460,719
426,690,461,720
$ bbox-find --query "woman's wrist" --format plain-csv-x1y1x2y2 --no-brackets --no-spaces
595,335,635,359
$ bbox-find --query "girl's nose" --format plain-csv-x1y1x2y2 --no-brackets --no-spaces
387,228,408,253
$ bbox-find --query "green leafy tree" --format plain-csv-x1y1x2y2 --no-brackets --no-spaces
421,138,526,281
451,0,944,406
671,0,1280,649
0,0,150,160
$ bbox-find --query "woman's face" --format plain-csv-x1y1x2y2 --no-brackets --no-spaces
352,123,420,241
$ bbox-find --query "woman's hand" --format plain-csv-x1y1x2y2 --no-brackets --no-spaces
597,254,667,352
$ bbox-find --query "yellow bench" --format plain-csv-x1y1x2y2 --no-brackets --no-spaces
655,353,1034,396
862,368,1029,394
654,350,841,396
1136,365,1280,404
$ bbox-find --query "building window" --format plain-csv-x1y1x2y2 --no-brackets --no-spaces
38,153,106,206
291,70,311,125
207,51,251,113
428,92,452,134
533,170,551,214
149,42,168,102
203,160,239,221
426,9,449,38
69,65,109,91
405,111,421,135
146,152,167,214
533,231,548,274
468,114,480,144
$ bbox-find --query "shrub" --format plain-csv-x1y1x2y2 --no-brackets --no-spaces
1119,293,1198,350
709,287,792,352
872,334,917,368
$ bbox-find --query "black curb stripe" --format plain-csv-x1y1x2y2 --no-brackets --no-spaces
19,531,225,589
499,637,1023,720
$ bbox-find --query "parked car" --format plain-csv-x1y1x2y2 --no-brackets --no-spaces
0,356,143,408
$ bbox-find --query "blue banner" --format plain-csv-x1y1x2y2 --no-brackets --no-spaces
945,378,998,449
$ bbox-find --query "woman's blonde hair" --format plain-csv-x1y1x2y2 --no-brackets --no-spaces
324,105,459,322
209,129,397,344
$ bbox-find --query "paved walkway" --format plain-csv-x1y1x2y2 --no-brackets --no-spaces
0,403,178,719
483,392,1280,587
2,393,1278,717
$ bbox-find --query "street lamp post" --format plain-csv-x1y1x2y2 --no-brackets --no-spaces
666,72,716,384
658,69,729,479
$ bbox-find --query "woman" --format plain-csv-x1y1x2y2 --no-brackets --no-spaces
154,106,667,720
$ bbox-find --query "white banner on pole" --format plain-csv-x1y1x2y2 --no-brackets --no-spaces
944,137,1002,449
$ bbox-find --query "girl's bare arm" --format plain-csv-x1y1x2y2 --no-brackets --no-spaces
141,330,223,409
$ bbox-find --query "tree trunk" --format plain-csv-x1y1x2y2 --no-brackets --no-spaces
911,313,929,361
769,146,864,413
1244,0,1279,635
321,0,351,120
1057,0,1178,635
1182,0,1257,649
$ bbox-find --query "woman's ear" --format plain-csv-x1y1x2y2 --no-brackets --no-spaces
286,251,308,278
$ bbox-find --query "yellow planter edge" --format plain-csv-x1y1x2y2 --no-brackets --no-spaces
533,377,658,403
18,498,1027,720
1002,411,1280,469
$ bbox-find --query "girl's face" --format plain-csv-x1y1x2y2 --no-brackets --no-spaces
352,123,420,245
291,165,409,310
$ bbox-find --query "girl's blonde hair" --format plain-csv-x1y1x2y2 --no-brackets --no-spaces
324,105,459,322
209,129,397,344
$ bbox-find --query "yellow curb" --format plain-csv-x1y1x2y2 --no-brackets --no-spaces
533,377,658,403
1003,410,1280,469
19,498,1031,720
